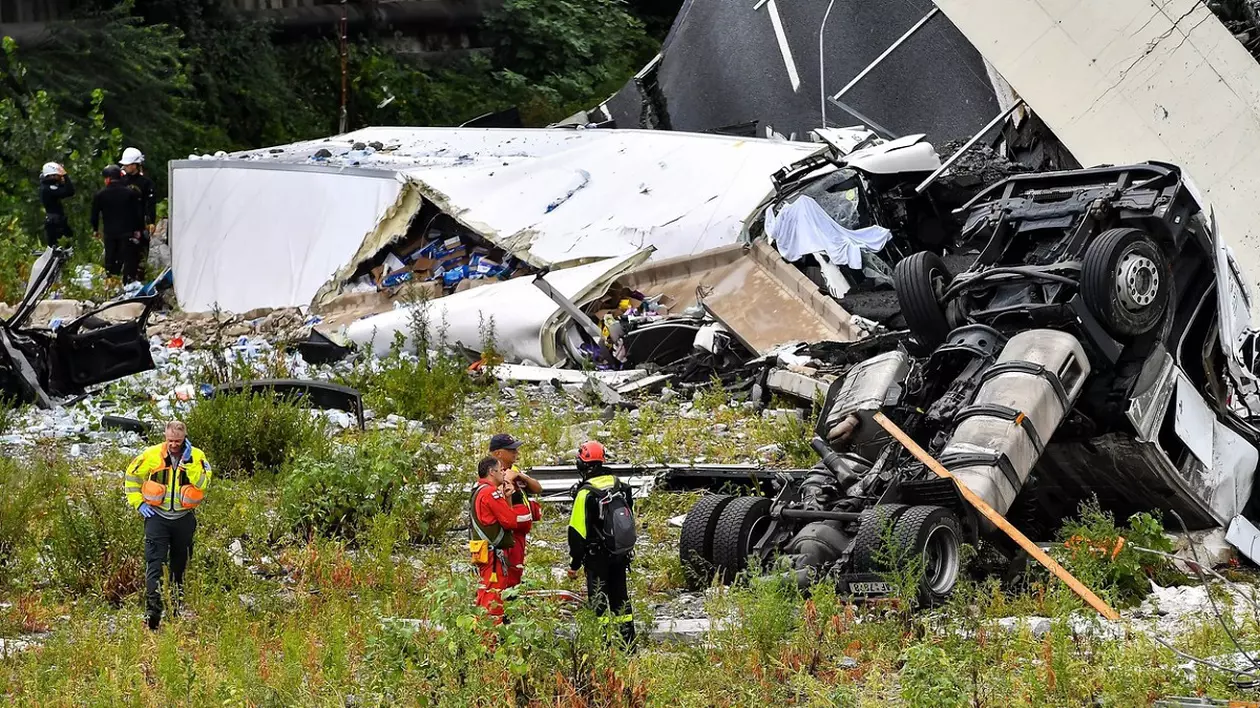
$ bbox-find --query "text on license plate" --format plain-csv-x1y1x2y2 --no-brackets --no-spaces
848,581,891,595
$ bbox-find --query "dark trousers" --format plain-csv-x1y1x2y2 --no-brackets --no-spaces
144,513,196,626
585,556,635,644
43,216,72,248
104,232,141,282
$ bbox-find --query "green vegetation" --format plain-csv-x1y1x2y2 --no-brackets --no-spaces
1,348,1259,704
185,392,331,478
337,335,482,431
1051,500,1181,608
280,432,463,543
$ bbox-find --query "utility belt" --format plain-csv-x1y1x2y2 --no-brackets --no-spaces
469,535,509,570
469,485,511,568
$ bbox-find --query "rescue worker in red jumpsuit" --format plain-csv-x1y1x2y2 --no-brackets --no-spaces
469,456,534,621
489,433,542,588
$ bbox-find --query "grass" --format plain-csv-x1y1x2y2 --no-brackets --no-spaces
2,355,1260,706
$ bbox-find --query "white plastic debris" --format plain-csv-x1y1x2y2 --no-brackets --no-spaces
72,265,94,290
228,540,246,567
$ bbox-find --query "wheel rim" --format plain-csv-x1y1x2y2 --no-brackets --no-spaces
922,523,960,595
747,514,771,556
929,267,948,300
1115,251,1160,312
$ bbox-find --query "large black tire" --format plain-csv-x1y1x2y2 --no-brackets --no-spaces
893,252,953,349
1081,227,1170,337
851,504,962,606
711,496,772,583
894,505,962,606
679,494,733,590
851,504,909,573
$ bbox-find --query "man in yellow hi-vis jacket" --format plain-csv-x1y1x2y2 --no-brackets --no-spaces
124,421,212,630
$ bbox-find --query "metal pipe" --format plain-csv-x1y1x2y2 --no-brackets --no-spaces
818,0,839,128
914,98,1026,194
831,8,939,102
826,97,898,140
810,436,858,488
532,275,605,343
778,508,862,522
338,0,348,135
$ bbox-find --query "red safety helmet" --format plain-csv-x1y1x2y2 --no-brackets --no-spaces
578,440,606,464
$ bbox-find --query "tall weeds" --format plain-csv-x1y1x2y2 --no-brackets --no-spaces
185,391,330,478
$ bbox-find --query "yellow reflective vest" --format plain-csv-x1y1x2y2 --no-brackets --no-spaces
567,474,620,569
124,442,212,512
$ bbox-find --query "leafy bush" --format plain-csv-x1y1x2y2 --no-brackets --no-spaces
485,0,657,121
359,570,636,704
185,391,330,478
44,476,144,604
1051,497,1175,608
727,574,801,659
899,643,971,708
338,327,480,430
364,349,475,428
280,432,464,543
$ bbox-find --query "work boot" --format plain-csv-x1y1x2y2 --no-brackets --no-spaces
147,613,160,631
618,624,638,652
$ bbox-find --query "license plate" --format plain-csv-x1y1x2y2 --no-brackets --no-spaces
847,581,891,595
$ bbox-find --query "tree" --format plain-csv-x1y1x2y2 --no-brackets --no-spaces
19,6,197,195
485,0,657,117
0,37,120,300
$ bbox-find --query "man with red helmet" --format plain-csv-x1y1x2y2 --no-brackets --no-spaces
567,440,638,645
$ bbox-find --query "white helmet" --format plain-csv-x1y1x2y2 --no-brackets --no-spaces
120,147,144,166
40,162,63,178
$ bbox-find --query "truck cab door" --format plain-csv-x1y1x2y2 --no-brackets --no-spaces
52,297,158,391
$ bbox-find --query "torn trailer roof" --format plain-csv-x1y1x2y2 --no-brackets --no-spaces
318,128,981,372
168,127,823,314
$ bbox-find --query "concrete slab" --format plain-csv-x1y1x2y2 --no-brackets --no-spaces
934,0,1260,317
649,617,727,642
494,364,647,387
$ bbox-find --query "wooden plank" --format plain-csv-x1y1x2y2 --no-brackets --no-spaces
873,411,1120,621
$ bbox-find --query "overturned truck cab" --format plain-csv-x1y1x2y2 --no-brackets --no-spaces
681,162,1260,604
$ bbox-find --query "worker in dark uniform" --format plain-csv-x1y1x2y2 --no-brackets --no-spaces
92,165,145,284
39,162,75,248
567,440,638,646
120,147,156,272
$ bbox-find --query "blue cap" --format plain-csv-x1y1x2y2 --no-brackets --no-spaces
489,433,522,452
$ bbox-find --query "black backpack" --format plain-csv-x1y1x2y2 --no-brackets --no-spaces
589,481,637,557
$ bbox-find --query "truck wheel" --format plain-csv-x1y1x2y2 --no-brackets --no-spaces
893,252,953,350
1081,228,1170,337
680,494,733,590
711,496,772,583
851,503,909,572
894,505,962,606
851,504,962,606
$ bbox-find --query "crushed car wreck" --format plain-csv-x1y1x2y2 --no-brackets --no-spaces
0,249,163,408
681,161,1260,604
